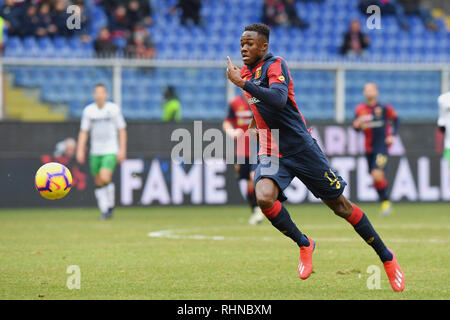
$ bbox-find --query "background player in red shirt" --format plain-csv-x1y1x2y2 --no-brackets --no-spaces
226,23,404,292
353,83,399,216
223,93,264,225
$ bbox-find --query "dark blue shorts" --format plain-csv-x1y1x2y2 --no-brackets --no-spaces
366,152,389,172
254,139,347,202
235,157,258,180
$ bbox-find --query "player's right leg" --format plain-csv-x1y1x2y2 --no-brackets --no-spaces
254,157,314,279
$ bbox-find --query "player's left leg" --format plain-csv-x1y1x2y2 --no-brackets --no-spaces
94,154,117,219
370,153,392,216
90,155,110,219
292,140,404,291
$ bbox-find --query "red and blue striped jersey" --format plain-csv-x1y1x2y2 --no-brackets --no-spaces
354,102,399,153
241,53,312,157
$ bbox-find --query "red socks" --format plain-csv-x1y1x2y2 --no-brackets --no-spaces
374,178,387,191
261,200,282,219
346,204,364,226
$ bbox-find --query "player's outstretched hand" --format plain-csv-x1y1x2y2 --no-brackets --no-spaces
226,56,245,88
385,135,395,146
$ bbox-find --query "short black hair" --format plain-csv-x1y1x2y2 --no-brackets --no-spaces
244,23,270,41
94,83,107,91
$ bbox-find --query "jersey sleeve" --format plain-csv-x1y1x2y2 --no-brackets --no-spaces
267,58,289,87
386,104,400,135
80,108,90,131
225,103,235,122
386,104,398,119
114,106,127,130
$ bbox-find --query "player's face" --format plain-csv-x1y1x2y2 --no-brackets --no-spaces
364,84,379,101
240,31,268,66
94,86,108,105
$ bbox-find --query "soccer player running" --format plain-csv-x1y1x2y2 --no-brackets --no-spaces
438,91,450,167
353,83,399,216
223,93,264,225
76,84,127,220
226,23,404,292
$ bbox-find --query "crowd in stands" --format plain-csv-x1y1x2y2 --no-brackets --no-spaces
262,0,316,29
0,0,445,59
92,0,156,58
0,0,91,40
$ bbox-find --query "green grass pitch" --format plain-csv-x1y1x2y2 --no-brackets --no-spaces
0,203,449,300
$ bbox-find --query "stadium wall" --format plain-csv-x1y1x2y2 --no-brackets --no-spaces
0,121,449,208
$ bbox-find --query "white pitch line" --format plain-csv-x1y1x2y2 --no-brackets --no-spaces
147,230,449,244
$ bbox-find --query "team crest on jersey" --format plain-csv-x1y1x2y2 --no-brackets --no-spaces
255,67,262,79
278,75,285,82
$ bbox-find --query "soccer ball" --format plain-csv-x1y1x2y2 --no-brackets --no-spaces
35,162,73,200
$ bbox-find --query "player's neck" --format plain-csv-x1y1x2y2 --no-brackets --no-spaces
366,99,377,107
97,102,106,109
248,52,269,70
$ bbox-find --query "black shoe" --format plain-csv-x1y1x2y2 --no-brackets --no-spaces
100,208,114,220
106,207,114,219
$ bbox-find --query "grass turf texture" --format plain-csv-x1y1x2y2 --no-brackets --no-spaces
0,203,449,300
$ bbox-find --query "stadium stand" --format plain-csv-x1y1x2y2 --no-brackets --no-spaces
1,0,448,121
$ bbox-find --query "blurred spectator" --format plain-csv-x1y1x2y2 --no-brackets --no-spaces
127,0,153,28
97,0,124,18
0,0,25,36
400,0,439,31
125,25,156,59
51,0,71,37
54,137,77,159
283,0,309,28
340,19,370,57
170,0,202,26
262,0,288,27
94,27,119,57
36,2,56,38
21,4,40,37
162,86,181,122
109,5,130,39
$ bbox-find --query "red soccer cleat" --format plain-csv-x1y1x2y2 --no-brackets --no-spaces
298,236,315,280
383,249,405,292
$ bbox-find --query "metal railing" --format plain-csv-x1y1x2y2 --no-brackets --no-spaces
0,57,449,122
